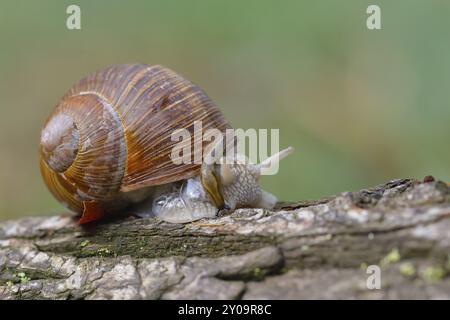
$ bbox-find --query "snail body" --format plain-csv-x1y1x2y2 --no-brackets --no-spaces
40,64,293,223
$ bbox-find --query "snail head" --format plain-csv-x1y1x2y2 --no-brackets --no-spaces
200,137,294,211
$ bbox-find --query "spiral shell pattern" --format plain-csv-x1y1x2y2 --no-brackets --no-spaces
40,64,230,214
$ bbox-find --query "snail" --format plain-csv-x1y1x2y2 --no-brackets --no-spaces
39,64,294,224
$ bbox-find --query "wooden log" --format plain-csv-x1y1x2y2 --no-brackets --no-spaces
0,178,449,299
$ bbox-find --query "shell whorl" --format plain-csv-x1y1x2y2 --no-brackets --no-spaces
40,113,79,173
40,93,127,213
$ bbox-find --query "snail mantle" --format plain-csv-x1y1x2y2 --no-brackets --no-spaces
0,178,449,299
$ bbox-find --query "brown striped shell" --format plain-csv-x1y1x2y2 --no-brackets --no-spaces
40,64,231,215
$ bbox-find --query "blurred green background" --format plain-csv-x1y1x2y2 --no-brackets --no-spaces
0,0,449,221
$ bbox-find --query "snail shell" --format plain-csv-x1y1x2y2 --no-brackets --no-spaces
40,64,230,219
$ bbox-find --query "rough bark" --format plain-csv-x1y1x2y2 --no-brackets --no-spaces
0,178,449,299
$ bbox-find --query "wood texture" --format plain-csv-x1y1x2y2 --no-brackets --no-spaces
0,178,449,299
